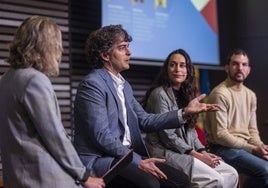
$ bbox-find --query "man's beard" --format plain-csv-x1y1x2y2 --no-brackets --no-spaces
229,73,244,83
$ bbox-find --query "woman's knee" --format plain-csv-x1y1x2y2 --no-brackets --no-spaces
213,174,224,188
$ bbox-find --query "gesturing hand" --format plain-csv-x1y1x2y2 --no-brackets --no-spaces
138,158,167,179
185,94,219,115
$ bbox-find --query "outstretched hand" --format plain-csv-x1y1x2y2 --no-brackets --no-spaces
138,158,167,179
185,94,219,115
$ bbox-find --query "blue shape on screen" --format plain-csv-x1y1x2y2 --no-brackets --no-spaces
102,0,219,65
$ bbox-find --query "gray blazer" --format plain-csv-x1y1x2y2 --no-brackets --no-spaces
74,68,183,177
0,68,87,188
145,86,205,175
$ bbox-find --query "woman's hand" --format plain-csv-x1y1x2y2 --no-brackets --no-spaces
191,150,221,168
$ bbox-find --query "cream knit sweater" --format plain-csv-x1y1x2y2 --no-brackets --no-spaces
206,79,263,152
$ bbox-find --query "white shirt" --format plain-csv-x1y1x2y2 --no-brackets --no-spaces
108,72,132,147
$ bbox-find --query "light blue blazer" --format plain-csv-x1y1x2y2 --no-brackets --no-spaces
74,68,183,177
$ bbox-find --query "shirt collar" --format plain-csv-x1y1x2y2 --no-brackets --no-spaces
108,71,125,88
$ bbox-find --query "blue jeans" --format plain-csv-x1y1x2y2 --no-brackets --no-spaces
211,146,268,188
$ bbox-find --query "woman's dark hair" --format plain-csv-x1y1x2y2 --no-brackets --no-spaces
141,49,198,127
85,24,132,71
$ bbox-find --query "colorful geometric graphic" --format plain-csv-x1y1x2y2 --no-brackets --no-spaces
191,0,218,33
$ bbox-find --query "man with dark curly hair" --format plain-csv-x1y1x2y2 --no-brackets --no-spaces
74,24,218,188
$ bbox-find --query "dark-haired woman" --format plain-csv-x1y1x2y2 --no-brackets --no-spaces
142,49,238,188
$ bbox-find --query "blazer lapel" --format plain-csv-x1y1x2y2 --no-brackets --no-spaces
124,89,149,157
97,68,125,126
98,68,148,157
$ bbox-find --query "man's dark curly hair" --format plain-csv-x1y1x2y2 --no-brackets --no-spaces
85,25,132,71
226,48,249,65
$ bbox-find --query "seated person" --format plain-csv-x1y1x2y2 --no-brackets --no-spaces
206,48,268,188
142,49,238,188
73,25,218,188
0,15,104,188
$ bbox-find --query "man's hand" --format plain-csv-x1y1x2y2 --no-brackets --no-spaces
138,158,167,179
185,94,219,115
83,177,105,188
262,144,268,160
253,144,268,160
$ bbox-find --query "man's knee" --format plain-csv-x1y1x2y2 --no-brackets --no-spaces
260,162,268,177
140,176,160,188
